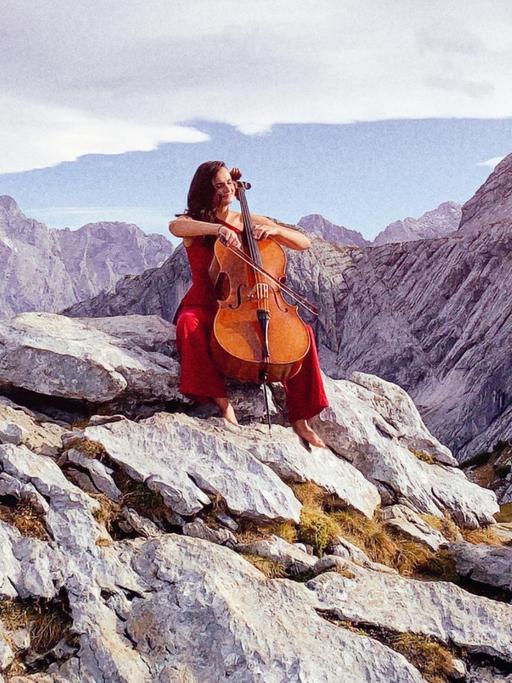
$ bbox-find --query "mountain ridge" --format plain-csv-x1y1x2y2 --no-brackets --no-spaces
0,195,173,316
299,201,462,247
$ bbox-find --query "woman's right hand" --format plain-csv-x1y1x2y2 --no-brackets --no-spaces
218,225,242,249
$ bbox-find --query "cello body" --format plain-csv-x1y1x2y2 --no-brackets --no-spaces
209,176,310,384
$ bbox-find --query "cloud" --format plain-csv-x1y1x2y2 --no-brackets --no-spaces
477,156,506,168
0,96,209,173
1,0,512,172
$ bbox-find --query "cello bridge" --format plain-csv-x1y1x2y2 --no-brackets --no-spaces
252,283,269,301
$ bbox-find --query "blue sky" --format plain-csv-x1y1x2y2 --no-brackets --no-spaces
1,1,511,240
1,119,510,240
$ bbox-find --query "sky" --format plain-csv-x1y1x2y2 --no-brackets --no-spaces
1,0,511,240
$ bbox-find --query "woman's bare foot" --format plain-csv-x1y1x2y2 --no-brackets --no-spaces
292,419,326,448
214,397,239,425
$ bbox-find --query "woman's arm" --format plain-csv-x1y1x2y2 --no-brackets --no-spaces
169,215,219,238
168,216,241,248
251,214,311,251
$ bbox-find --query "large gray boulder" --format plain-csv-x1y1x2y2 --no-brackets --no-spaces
308,563,512,661
123,535,425,683
450,541,512,592
85,412,302,522
0,312,180,403
312,373,499,527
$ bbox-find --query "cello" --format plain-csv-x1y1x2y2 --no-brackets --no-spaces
209,169,315,416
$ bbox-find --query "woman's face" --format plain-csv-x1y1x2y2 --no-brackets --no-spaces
212,167,236,209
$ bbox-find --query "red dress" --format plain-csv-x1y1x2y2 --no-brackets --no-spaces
175,228,328,422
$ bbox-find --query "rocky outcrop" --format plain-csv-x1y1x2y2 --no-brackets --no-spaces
450,541,512,593
458,154,512,234
373,201,461,245
0,312,181,405
308,564,512,660
298,214,370,247
0,196,172,317
312,373,498,527
0,312,507,682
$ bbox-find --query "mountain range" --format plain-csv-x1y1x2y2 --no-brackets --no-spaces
64,155,512,468
298,201,461,247
0,196,173,317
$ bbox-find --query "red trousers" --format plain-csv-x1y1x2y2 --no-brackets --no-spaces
176,305,328,422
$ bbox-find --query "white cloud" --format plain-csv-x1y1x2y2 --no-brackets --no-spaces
477,156,506,168
0,96,209,173
1,0,512,172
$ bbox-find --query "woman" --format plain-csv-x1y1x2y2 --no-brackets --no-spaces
169,160,328,448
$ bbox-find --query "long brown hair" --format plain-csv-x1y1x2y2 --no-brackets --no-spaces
182,160,227,222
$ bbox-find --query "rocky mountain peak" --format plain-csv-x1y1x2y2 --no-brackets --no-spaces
0,195,22,218
298,214,370,247
458,152,512,234
0,199,173,317
373,202,461,246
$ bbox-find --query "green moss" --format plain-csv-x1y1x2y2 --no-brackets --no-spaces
298,507,340,557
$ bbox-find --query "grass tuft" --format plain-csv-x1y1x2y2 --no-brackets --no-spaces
0,498,49,541
388,632,456,683
0,596,73,655
495,503,512,523
291,482,326,508
237,519,297,545
461,526,503,546
90,493,121,532
333,509,397,565
297,507,340,557
335,566,357,579
409,448,436,465
241,553,287,578
420,513,461,542
113,471,169,528
65,437,108,460
336,620,457,683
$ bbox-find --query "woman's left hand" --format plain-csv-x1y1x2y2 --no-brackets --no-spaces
252,223,280,240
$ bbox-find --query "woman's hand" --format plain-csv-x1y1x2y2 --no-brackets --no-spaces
218,225,242,249
252,223,281,240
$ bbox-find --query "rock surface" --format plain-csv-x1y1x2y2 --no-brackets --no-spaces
458,154,512,235
196,419,381,519
0,310,508,682
85,412,302,522
0,196,172,317
312,374,499,526
0,397,65,455
450,541,512,592
308,564,512,661
121,535,425,683
379,503,449,550
0,312,180,404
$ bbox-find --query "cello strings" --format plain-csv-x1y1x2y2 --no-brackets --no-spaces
221,243,318,316
238,187,269,312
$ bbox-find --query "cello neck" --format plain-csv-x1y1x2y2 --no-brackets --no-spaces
236,183,263,269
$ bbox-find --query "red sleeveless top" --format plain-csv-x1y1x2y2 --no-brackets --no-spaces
174,221,243,319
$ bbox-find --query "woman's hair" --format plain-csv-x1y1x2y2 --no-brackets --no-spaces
182,160,227,222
